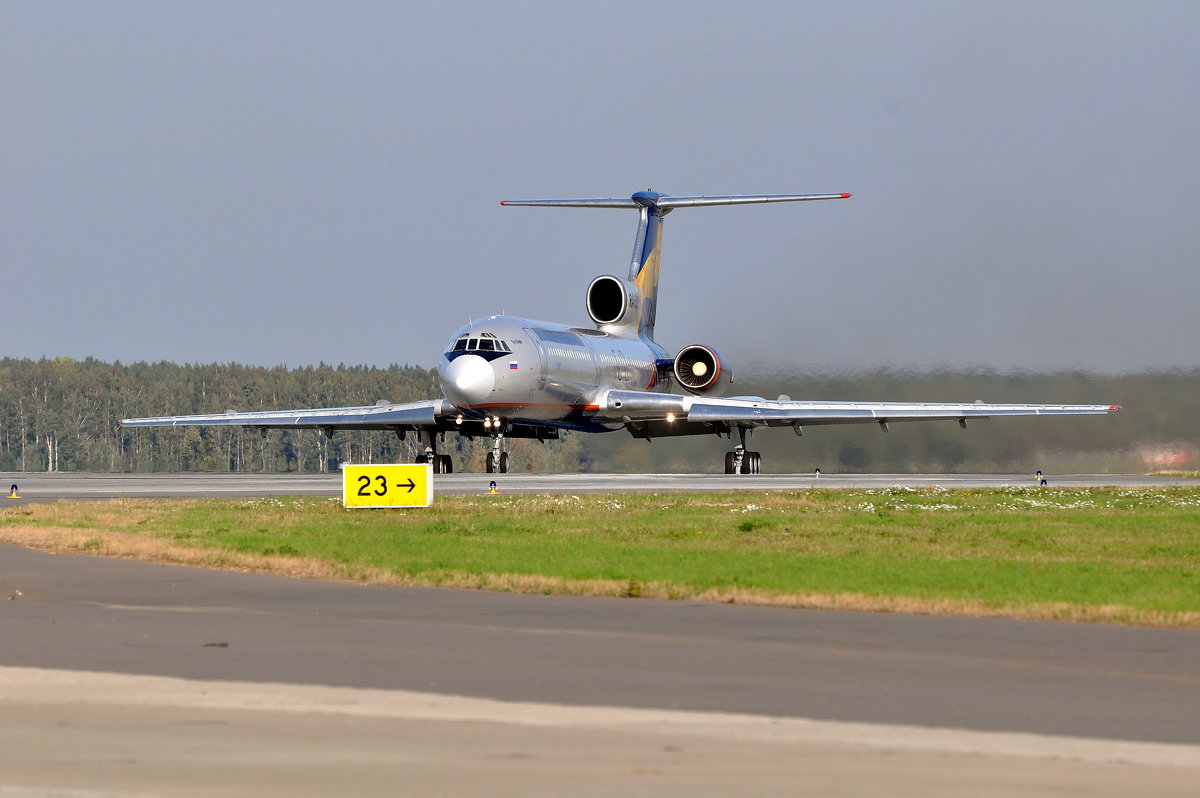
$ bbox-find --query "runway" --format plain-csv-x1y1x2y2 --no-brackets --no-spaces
1,469,1191,505
2,534,1199,796
3,471,1199,795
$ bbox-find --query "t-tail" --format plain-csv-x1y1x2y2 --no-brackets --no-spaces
501,190,851,341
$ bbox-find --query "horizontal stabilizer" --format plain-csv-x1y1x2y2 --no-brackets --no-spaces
501,192,851,210
500,198,639,208
655,193,851,208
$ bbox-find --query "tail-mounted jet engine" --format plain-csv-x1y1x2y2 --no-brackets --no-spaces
673,344,731,395
586,275,641,327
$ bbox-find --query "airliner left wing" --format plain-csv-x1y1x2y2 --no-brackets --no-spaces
682,397,1120,426
600,389,1120,438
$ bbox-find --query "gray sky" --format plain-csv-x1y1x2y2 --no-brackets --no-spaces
5,1,1198,374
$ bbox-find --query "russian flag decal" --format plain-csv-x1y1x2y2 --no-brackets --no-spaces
509,361,519,370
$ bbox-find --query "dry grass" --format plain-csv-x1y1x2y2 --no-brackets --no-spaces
3,493,1198,627
1,522,1194,628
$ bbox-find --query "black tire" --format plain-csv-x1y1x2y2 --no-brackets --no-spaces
752,452,762,474
486,452,495,473
724,451,736,474
440,454,453,474
499,452,509,473
415,454,428,464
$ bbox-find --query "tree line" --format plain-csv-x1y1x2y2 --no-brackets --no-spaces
0,358,429,473
1,357,1195,474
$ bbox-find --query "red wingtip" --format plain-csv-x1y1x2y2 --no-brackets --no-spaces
1109,405,1123,412
499,201,507,205
841,193,852,198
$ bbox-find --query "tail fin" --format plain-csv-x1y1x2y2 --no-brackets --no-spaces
629,193,664,339
501,190,850,341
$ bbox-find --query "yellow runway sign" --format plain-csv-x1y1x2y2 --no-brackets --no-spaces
342,464,433,508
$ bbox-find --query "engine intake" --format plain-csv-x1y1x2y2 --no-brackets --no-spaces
673,344,731,395
586,275,635,326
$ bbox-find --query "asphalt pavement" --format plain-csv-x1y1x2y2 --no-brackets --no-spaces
2,471,1198,796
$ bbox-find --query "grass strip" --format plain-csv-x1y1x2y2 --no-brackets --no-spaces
2,487,1198,626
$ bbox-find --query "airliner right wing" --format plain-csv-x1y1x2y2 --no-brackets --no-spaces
119,399,453,432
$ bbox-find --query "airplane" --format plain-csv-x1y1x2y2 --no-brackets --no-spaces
120,190,1121,474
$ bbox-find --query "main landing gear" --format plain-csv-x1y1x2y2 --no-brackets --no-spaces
724,448,762,474
723,427,762,474
415,429,453,474
414,452,453,473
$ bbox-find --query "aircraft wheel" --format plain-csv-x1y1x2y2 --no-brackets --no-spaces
486,452,496,473
499,452,509,473
724,452,736,474
415,454,428,465
439,454,453,474
740,452,761,475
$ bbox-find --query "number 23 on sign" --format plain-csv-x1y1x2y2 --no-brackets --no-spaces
342,464,433,508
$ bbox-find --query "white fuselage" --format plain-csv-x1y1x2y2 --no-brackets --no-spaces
437,315,663,429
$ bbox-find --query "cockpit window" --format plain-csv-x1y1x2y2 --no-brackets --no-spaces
445,333,513,355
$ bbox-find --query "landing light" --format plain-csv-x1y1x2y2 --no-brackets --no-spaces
484,417,492,429
455,415,463,425
666,412,676,423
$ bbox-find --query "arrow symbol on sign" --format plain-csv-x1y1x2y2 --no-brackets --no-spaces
398,478,416,493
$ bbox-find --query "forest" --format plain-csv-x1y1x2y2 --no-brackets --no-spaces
0,357,1195,475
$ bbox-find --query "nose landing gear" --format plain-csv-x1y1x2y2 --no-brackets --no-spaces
486,451,509,473
486,424,509,473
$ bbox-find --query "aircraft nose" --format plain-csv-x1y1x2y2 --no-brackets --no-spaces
440,355,495,406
